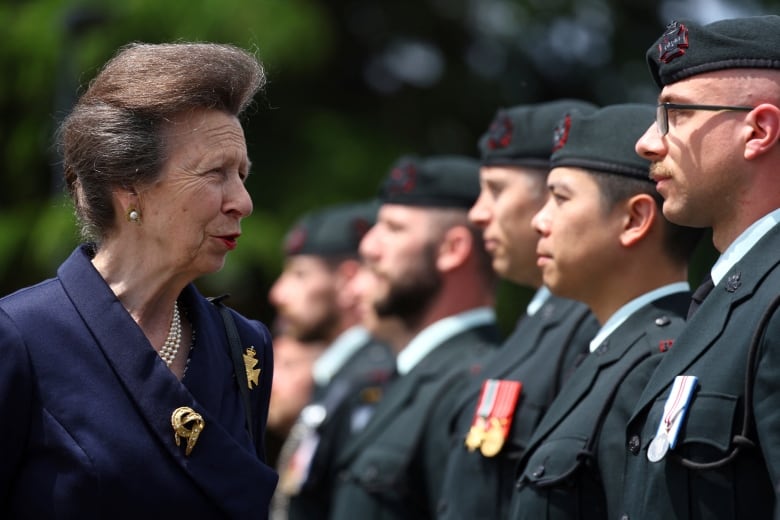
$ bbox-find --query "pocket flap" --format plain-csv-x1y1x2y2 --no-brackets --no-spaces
519,435,590,487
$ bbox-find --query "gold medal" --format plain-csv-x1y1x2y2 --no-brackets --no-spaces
171,406,205,456
479,418,506,457
465,422,485,452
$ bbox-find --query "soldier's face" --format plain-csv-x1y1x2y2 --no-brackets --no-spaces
359,204,443,327
532,167,623,305
269,255,340,342
469,165,547,287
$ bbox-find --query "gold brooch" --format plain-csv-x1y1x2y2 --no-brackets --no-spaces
243,346,261,389
171,406,205,456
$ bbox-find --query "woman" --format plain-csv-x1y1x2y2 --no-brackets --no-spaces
0,42,278,518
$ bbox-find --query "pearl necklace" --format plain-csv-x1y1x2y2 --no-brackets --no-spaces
159,302,182,366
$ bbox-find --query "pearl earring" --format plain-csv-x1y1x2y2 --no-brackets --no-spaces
127,208,141,223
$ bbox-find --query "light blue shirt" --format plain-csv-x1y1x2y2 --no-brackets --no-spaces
526,286,552,317
588,282,691,353
312,326,371,386
711,208,780,285
396,307,497,375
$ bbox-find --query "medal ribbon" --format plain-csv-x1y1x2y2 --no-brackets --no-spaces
660,375,698,450
476,380,499,419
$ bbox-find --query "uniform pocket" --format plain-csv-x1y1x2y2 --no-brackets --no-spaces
670,392,738,455
518,435,590,487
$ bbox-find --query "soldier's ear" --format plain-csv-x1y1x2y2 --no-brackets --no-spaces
744,103,780,160
436,224,472,273
619,194,656,248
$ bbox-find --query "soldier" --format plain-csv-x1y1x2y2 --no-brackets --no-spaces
268,201,395,520
436,100,600,520
507,104,703,519
329,155,502,519
621,15,780,519
266,333,326,447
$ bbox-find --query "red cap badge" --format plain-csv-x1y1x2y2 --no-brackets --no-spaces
658,21,689,64
486,113,514,150
386,163,417,195
552,113,572,152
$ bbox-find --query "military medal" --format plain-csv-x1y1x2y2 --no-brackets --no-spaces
243,346,261,389
171,406,205,456
647,375,698,463
464,379,522,457
646,431,669,462
465,417,487,452
480,417,508,457
279,405,326,495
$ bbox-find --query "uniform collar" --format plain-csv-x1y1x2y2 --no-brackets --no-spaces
526,286,552,317
396,306,496,375
711,208,780,285
588,282,690,352
311,326,371,386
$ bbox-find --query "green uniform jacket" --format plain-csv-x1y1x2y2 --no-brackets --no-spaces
283,337,395,520
509,292,690,520
437,296,598,520
619,227,780,520
329,323,501,520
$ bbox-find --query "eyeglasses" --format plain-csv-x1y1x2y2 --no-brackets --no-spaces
656,102,753,136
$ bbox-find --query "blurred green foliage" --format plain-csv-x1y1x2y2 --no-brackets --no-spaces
1,0,765,328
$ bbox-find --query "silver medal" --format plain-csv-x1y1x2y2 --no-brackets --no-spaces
647,432,669,462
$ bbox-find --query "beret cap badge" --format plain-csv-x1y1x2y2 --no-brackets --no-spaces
283,226,307,256
552,113,572,152
387,163,417,195
658,21,689,63
486,114,514,150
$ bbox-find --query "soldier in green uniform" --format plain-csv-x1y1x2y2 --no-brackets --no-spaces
268,202,395,520
507,104,703,519
436,100,600,520
620,15,780,519
329,155,502,519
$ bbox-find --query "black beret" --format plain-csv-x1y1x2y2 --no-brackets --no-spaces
647,16,780,88
283,200,378,257
377,155,480,209
478,99,598,168
550,104,654,181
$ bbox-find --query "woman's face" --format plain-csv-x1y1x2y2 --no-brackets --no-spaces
134,108,253,278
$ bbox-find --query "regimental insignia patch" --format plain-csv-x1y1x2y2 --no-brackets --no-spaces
658,21,689,64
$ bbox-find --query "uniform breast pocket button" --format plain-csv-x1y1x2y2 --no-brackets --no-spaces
364,465,379,483
531,465,545,479
627,435,641,455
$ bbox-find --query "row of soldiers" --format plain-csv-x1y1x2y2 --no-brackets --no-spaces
265,15,780,519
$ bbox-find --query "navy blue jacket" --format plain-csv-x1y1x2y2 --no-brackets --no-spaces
0,246,278,519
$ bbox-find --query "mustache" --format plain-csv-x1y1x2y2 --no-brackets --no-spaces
649,163,673,180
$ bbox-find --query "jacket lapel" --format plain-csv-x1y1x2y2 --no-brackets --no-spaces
57,247,277,517
522,294,679,455
451,298,567,419
630,229,780,419
337,367,431,464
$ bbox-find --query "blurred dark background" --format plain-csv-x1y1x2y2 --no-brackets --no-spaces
1,0,772,333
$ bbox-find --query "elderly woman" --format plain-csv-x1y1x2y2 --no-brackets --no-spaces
0,42,278,518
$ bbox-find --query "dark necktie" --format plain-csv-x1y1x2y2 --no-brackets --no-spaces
687,276,715,319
